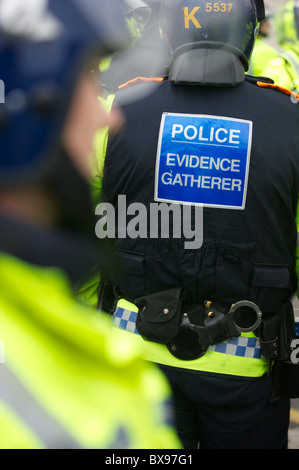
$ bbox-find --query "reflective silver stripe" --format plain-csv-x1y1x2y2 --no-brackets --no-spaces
0,365,82,449
281,52,299,79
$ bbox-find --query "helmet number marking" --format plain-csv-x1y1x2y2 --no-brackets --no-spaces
184,3,233,29
206,3,233,13
184,7,202,29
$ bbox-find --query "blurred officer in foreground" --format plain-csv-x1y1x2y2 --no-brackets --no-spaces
248,4,278,76
262,0,299,91
78,0,170,307
0,0,181,449
100,0,299,449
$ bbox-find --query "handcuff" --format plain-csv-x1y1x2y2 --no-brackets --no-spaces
167,299,262,361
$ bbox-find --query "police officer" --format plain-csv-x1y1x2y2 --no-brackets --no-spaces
262,0,299,91
0,0,181,449
100,0,169,95
275,0,298,50
248,4,278,76
100,0,299,449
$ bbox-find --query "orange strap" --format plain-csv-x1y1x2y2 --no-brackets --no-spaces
118,76,164,90
257,81,299,101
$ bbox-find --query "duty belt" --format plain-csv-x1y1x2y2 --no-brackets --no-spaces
167,299,262,360
113,298,264,361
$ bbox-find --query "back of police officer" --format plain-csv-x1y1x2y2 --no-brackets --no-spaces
101,0,299,449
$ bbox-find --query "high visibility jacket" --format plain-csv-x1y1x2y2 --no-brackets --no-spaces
248,38,278,77
262,48,299,91
77,94,116,309
100,76,299,379
275,0,298,49
0,240,181,449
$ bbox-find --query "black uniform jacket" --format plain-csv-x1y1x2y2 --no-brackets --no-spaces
102,76,299,313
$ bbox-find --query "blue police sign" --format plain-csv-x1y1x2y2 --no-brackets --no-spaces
155,113,253,209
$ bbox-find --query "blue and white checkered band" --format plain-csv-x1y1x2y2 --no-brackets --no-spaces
208,336,263,359
113,307,139,335
113,306,264,359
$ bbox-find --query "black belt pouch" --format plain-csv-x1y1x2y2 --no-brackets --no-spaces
272,302,299,398
134,288,182,344
272,360,299,398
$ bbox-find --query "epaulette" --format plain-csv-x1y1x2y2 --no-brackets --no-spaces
246,74,299,101
256,81,299,101
245,74,274,85
118,76,167,90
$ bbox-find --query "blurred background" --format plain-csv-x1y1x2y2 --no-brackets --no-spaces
265,0,290,49
265,0,299,450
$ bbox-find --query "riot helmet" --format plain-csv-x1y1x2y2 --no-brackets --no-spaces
101,0,168,92
123,0,152,28
0,0,127,186
159,0,265,84
0,0,128,239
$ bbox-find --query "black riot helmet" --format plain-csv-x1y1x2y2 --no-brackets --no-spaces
160,0,265,85
0,0,128,241
122,0,152,35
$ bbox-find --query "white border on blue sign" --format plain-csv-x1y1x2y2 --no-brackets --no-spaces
154,112,253,210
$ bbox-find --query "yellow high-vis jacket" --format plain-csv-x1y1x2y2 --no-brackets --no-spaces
0,253,181,449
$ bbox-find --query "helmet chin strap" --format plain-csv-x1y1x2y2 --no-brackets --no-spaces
169,42,246,87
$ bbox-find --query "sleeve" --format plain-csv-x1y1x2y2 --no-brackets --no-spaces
261,56,294,91
90,94,115,208
78,95,115,308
